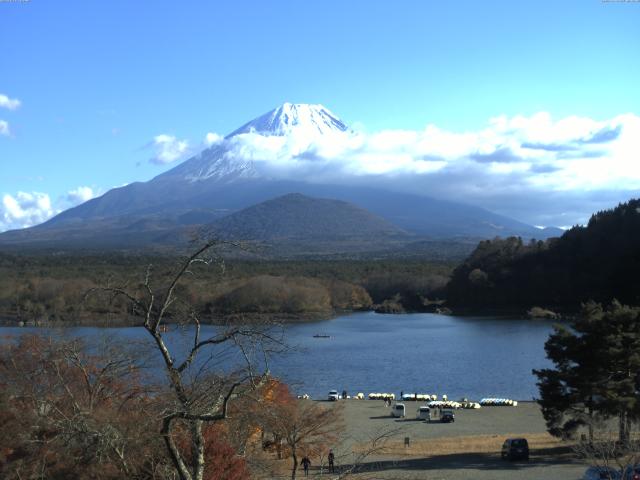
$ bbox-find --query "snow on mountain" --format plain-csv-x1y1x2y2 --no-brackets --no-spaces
160,103,348,183
160,143,260,183
226,103,348,137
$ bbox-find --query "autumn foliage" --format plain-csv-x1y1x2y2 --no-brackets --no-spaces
0,334,346,480
0,334,260,480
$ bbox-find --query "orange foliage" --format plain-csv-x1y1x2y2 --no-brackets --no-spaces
260,378,294,405
202,424,251,480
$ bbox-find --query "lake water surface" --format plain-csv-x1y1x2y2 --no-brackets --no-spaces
0,312,556,401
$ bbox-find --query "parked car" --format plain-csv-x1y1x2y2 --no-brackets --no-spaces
582,465,621,480
328,390,340,401
440,409,455,423
391,403,406,418
417,406,430,420
622,464,640,480
501,438,529,461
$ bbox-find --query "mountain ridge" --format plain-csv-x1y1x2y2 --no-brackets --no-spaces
0,103,562,252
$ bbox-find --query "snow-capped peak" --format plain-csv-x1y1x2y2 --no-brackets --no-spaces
227,103,348,138
158,103,348,183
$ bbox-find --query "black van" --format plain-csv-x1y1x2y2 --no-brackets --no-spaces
501,438,529,461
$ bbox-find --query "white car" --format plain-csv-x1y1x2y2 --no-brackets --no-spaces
417,406,430,420
391,403,406,418
328,390,340,401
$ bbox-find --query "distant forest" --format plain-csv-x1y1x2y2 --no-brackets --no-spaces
446,199,640,312
0,254,452,325
2,199,639,325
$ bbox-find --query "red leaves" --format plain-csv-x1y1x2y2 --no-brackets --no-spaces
202,424,251,480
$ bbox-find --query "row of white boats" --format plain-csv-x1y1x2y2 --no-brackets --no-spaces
298,391,520,408
343,393,518,408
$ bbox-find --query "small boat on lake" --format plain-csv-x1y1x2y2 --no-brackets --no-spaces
312,334,331,338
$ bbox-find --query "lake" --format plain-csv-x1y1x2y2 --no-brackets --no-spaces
0,312,556,401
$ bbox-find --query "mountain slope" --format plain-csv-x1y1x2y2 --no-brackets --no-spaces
209,193,406,241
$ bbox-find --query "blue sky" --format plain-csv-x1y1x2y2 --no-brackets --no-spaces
1,0,639,230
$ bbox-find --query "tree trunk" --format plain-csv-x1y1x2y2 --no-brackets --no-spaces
192,420,205,480
162,425,193,480
291,446,298,480
618,411,630,444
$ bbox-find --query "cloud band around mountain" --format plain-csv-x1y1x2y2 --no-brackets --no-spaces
3,111,638,231
209,111,639,226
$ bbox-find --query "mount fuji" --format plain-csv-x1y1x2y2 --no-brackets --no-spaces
0,103,562,253
156,102,348,184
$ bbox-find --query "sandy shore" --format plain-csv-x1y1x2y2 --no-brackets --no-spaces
270,400,588,480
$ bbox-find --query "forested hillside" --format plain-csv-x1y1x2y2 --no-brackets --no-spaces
446,199,640,311
0,254,452,325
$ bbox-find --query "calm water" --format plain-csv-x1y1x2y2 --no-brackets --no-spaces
0,312,556,400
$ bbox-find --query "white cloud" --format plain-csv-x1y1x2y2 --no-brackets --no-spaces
1,192,54,231
212,111,640,226
0,186,100,232
65,186,96,205
149,134,190,165
0,94,20,110
0,120,10,137
204,132,223,146
221,112,637,188
146,113,638,197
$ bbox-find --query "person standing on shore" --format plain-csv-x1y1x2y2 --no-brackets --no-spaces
301,455,311,477
328,449,335,473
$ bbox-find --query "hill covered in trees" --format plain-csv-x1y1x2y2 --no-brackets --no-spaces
0,253,452,325
210,193,406,241
446,199,640,313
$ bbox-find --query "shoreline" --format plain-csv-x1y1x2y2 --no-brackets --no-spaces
0,310,347,328
0,306,570,328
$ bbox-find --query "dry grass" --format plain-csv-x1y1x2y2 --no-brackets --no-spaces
356,432,568,457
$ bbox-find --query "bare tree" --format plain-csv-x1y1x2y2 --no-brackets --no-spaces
0,334,158,479
331,426,402,479
259,398,344,479
573,425,640,480
87,240,283,480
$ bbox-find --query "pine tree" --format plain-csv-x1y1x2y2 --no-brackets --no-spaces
534,301,640,443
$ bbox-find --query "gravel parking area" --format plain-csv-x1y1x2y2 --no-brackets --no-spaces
307,400,588,480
